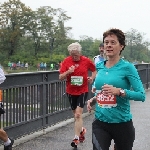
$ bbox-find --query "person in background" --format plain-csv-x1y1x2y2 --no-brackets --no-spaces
40,62,44,71
7,62,11,70
43,62,47,71
25,62,28,70
50,63,54,70
0,68,14,150
58,61,62,70
20,62,24,70
87,28,145,150
37,63,40,71
55,62,59,70
93,43,105,65
59,42,96,148
92,43,106,93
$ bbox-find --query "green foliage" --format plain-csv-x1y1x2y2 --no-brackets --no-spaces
0,0,33,56
0,0,150,71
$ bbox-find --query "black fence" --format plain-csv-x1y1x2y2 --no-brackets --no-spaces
0,63,150,141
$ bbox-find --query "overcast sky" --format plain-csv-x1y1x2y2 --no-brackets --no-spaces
1,0,150,41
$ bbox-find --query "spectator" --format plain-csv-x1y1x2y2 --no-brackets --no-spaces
40,62,44,70
25,63,29,70
7,61,11,70
50,63,54,70
37,63,40,71
43,62,47,71
12,63,16,70
58,61,62,70
20,62,24,69
55,62,59,70
16,61,21,70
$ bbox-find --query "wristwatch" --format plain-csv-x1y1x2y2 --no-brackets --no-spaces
119,89,125,96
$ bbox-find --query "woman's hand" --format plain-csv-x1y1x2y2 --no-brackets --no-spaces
87,99,93,113
101,84,120,96
91,87,96,93
87,77,93,84
87,97,96,112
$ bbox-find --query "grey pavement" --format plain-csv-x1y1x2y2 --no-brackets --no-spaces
1,90,150,150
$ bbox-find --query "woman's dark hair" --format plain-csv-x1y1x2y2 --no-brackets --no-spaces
103,28,126,53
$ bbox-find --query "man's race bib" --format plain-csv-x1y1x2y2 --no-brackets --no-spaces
71,76,83,86
96,92,117,108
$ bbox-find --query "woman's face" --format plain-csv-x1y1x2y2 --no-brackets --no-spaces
70,50,81,61
104,34,124,58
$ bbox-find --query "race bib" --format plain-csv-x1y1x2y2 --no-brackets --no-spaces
96,92,117,108
71,76,83,86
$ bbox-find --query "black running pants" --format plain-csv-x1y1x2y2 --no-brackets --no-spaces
92,119,135,150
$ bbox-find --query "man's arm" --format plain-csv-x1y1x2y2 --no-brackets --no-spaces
87,70,97,84
59,70,70,80
59,65,75,80
91,70,97,80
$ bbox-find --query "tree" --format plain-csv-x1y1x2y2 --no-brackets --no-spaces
27,6,71,59
125,28,145,60
0,0,32,56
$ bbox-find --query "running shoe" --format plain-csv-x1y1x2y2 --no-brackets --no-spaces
79,127,86,142
4,138,14,150
71,138,80,148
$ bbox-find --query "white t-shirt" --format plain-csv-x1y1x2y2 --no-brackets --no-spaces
0,68,6,84
93,55,105,65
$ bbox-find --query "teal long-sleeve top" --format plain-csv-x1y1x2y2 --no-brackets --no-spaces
94,59,145,123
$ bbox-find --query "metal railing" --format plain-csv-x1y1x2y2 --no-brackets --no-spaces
0,63,150,140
